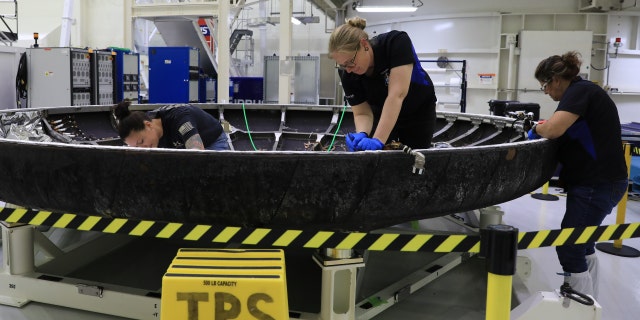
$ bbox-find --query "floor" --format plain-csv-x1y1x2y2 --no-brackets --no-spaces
372,188,640,320
1,187,639,320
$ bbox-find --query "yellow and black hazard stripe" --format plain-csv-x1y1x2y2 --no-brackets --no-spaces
2,206,640,253
0,206,481,252
517,223,640,250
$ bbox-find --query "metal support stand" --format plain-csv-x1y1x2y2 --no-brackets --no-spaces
0,222,162,319
313,249,365,320
347,215,481,319
479,206,504,228
445,206,505,232
355,252,471,320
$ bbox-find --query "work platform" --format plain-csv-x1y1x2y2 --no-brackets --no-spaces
0,206,498,320
2,191,639,319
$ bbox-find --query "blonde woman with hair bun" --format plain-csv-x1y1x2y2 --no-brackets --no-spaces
329,17,437,151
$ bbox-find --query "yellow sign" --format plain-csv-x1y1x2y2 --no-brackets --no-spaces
161,249,288,320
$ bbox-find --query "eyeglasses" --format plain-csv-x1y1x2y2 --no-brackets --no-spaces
540,79,551,92
337,46,359,70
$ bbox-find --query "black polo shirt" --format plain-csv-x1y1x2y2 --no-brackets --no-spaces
555,77,627,184
339,30,437,119
148,104,223,149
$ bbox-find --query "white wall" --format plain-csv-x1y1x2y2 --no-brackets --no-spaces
349,0,640,122
81,0,126,48
6,0,640,121
15,0,127,48
358,12,501,114
14,0,73,47
612,94,640,123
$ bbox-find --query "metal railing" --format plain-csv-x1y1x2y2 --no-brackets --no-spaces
0,0,17,46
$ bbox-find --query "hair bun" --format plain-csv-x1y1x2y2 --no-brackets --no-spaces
113,100,131,120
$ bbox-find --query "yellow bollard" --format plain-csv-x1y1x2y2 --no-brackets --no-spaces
614,143,632,249
541,181,550,194
482,225,518,320
596,142,640,257
486,273,513,320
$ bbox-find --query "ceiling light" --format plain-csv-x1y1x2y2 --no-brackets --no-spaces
355,6,418,13
353,0,422,13
291,17,302,25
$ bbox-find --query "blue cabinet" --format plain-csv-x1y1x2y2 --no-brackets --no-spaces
148,47,199,104
113,50,140,103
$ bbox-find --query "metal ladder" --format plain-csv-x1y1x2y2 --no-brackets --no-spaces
229,28,252,55
0,0,17,46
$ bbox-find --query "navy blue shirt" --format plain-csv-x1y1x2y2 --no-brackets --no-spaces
556,77,627,185
340,30,437,118
147,104,224,149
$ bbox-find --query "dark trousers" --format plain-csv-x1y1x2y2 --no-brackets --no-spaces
557,179,628,273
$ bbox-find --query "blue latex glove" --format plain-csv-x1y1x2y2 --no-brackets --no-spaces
357,137,385,151
345,132,368,151
527,128,541,140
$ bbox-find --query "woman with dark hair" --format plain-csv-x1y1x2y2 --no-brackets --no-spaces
328,16,437,151
530,51,628,297
113,101,229,150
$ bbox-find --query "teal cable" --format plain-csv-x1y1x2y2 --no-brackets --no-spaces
242,103,346,152
241,103,258,151
326,104,347,152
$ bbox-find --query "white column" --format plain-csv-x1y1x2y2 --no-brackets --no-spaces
59,0,74,47
123,0,133,49
506,34,517,101
259,0,267,78
278,0,293,104
218,0,231,103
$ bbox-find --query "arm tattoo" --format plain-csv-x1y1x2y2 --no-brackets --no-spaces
185,134,205,150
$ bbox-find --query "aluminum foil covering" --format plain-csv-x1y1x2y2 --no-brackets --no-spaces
0,110,52,142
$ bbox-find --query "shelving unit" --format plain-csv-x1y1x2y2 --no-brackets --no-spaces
421,59,468,112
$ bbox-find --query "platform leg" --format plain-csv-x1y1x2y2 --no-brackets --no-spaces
479,206,504,229
0,222,35,307
1,222,35,276
314,249,365,320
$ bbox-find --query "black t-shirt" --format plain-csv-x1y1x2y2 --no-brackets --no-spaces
339,30,437,119
147,104,223,149
556,77,627,184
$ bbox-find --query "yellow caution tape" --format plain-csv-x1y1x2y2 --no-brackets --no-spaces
1,206,639,252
